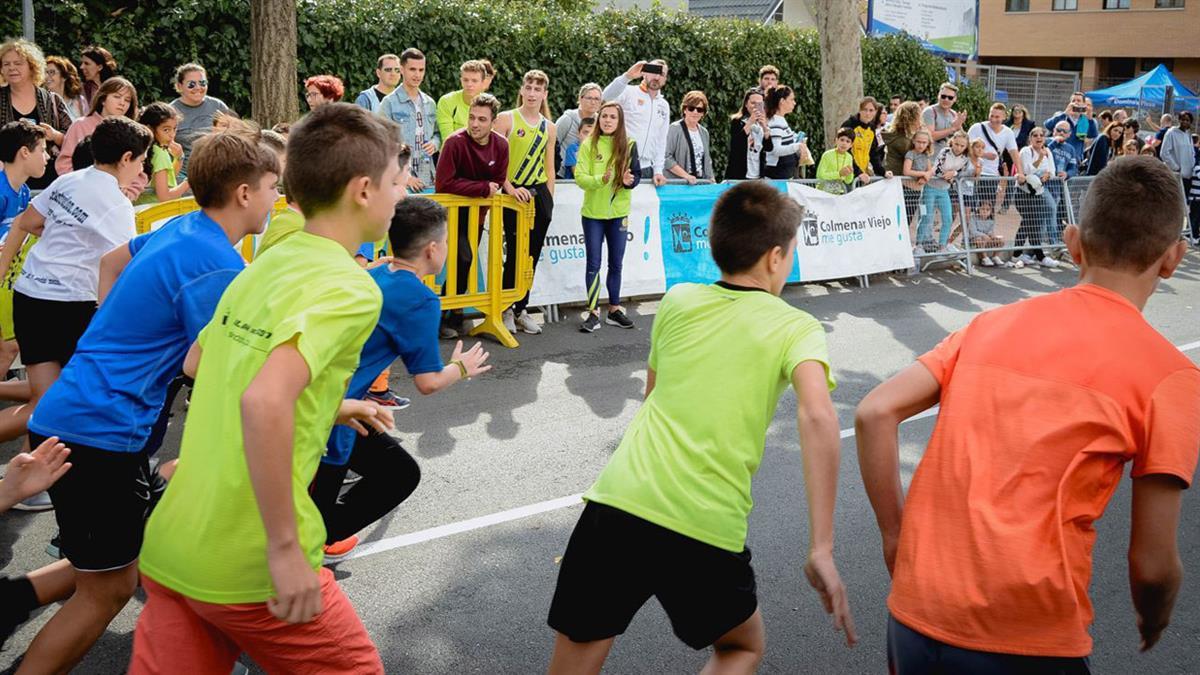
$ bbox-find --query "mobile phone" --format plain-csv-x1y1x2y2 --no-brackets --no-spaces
641,63,664,75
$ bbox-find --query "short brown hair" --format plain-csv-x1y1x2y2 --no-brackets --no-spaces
284,103,401,217
858,96,879,111
710,182,803,274
989,102,1008,115
400,48,425,65
460,60,488,77
376,53,399,68
680,90,708,116
470,93,500,119
1079,156,1184,272
189,130,281,209
939,82,959,94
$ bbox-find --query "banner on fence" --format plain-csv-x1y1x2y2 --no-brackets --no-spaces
787,179,914,282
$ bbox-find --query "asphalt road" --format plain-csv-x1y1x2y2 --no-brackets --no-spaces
3,253,1199,674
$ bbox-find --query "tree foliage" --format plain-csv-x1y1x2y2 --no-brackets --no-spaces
5,0,952,174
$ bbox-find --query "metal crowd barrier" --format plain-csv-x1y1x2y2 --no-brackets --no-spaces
952,175,1072,271
134,194,537,349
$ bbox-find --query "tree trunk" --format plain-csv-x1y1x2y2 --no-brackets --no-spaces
250,0,299,128
814,0,863,149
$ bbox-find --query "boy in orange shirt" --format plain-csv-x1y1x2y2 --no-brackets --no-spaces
856,155,1199,673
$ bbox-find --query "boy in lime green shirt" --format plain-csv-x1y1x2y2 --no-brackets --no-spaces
132,103,408,674
816,127,858,193
436,60,489,141
547,182,857,673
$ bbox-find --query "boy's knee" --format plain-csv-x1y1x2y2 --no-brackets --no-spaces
77,565,139,608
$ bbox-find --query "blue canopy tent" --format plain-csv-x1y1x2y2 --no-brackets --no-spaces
1086,64,1199,112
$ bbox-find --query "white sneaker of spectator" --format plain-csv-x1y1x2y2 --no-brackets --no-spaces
1017,253,1036,265
979,255,995,267
502,308,516,334
1039,256,1060,269
944,243,962,253
515,310,541,335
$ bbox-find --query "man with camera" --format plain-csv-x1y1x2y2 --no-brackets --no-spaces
603,60,671,186
1043,92,1097,157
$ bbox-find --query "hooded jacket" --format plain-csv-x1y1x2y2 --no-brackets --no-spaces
840,113,887,177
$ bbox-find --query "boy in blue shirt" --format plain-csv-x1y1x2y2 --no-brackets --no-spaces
313,196,493,561
9,130,281,673
561,117,594,180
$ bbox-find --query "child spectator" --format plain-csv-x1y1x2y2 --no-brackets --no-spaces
136,102,189,204
815,127,856,194
575,101,641,333
921,130,970,253
561,117,593,180
839,96,888,181
967,200,1005,268
55,77,147,201
856,156,1198,672
903,130,935,252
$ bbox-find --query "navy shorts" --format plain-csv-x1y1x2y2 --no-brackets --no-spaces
887,614,1091,675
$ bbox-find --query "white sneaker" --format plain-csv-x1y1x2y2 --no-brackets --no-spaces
515,310,541,335
1017,253,1036,265
11,491,53,511
1012,258,1025,269
502,309,516,333
980,255,995,267
1040,256,1059,269
945,243,962,253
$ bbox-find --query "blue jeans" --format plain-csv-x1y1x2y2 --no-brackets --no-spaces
916,186,954,248
582,216,629,311
888,615,1091,675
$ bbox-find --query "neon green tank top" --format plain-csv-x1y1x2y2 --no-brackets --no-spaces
506,109,549,186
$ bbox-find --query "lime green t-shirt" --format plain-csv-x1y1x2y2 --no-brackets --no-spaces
139,231,383,603
135,145,179,205
254,206,304,259
436,89,471,143
584,283,835,553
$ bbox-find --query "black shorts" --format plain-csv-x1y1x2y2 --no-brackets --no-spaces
35,432,156,572
12,291,97,366
548,501,757,650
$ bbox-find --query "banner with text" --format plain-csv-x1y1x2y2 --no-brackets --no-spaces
787,179,914,281
867,0,978,59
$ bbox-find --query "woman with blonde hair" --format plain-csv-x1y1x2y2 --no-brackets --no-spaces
882,101,924,224
0,39,72,189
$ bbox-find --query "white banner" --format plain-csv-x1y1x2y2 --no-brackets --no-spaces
527,184,666,307
787,179,914,281
868,0,978,59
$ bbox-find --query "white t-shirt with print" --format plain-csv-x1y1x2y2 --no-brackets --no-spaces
17,167,136,302
967,122,1018,177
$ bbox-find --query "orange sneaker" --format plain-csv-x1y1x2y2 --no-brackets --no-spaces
322,535,359,564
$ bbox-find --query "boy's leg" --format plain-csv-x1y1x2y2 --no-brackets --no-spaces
322,431,421,544
604,218,628,309
548,634,615,675
703,609,765,675
17,565,139,673
312,460,352,544
582,217,604,313
130,574,241,675
512,187,554,315
1189,200,1200,240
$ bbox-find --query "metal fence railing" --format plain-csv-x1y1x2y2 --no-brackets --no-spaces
955,176,1071,270
947,63,1081,126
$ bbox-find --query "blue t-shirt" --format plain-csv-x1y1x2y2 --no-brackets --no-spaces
323,266,443,465
0,169,32,242
30,211,245,452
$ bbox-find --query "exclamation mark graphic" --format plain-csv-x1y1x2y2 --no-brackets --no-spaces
896,204,903,240
643,216,652,260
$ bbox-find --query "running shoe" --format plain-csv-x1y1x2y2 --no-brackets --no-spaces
343,470,363,486
365,389,410,409
606,309,634,329
944,243,962,253
11,491,53,512
580,313,601,333
1039,256,1060,269
323,535,359,564
502,308,516,334
979,255,995,267
515,311,542,335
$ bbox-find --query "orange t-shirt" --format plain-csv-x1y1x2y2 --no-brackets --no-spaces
889,284,1200,657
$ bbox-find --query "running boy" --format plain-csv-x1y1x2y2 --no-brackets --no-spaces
131,103,403,674
547,181,855,674
315,197,492,562
856,155,1199,672
9,129,280,673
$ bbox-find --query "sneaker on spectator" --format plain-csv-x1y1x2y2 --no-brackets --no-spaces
1040,256,1060,269
515,310,541,335
944,243,962,253
606,309,634,329
980,255,995,267
502,308,516,334
323,535,359,564
580,313,601,333
366,388,410,409
912,245,926,256
1017,253,1036,265
11,491,53,512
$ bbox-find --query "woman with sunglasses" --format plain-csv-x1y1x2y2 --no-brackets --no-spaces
169,62,231,178
664,91,714,184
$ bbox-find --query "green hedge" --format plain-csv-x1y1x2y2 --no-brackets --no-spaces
5,0,952,174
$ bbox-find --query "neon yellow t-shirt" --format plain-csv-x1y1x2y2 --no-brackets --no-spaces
254,206,304,259
135,145,179,205
584,283,835,552
436,89,471,143
139,231,383,603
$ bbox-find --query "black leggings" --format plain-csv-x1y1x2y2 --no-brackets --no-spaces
502,184,554,314
311,431,421,545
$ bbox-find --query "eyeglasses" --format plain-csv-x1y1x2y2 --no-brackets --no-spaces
939,94,956,101
1031,133,1046,138
581,95,602,102
185,80,208,89
1054,128,1069,134
381,67,401,73
685,106,707,114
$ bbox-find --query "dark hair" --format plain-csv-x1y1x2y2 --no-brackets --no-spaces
377,53,400,68
137,102,180,175
80,45,117,81
71,136,95,170
733,88,762,120
285,103,401,216
764,86,794,118
88,77,138,119
710,182,803,274
578,117,595,128
836,127,854,142
1079,156,1184,272
90,116,152,166
304,74,344,102
388,197,448,259
889,94,902,101
0,120,46,163
1179,111,1194,123
174,62,206,84
400,48,425,65
45,56,83,99
470,93,500,120
189,130,281,209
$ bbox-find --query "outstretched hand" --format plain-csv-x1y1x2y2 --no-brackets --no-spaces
337,399,395,437
0,436,72,510
804,551,858,647
451,340,492,379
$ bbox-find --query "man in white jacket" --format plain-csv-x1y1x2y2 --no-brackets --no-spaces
603,60,670,186
1159,111,1195,188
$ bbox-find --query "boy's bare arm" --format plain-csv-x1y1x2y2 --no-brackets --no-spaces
854,363,940,575
0,207,44,283
1129,474,1186,652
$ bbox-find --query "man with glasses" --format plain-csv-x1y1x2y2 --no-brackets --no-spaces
922,82,966,155
169,62,230,178
603,60,671,186
1044,91,1097,157
354,54,401,114
555,83,602,178
378,48,440,192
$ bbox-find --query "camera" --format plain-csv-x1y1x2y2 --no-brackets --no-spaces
641,63,664,75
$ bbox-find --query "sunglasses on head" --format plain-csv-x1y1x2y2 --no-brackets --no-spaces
940,93,956,101
186,79,208,89
685,105,707,114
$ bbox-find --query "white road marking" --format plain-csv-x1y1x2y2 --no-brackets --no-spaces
346,339,1200,562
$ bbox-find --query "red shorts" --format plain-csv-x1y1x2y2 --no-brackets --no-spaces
130,567,383,674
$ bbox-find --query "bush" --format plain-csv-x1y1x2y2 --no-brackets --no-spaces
5,0,951,175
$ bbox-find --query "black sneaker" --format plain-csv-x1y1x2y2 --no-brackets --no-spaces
606,309,634,329
579,313,601,333
45,531,62,560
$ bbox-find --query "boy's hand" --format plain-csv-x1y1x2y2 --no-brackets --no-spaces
337,399,394,436
839,165,852,178
451,340,492,378
267,542,323,623
0,436,71,509
804,551,857,647
1138,613,1168,652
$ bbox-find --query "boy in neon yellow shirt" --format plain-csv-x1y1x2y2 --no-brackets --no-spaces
132,103,407,673
816,127,858,193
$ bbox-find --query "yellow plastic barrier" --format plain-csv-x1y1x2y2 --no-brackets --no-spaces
133,193,535,348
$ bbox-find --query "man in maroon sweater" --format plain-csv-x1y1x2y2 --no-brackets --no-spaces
435,93,509,338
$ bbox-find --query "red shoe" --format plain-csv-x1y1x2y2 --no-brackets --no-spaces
322,535,359,564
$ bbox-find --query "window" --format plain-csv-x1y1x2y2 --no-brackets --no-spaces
1005,0,1029,11
1060,58,1084,72
1155,0,1184,7
1103,0,1130,8
1053,0,1077,9
1141,58,1176,71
